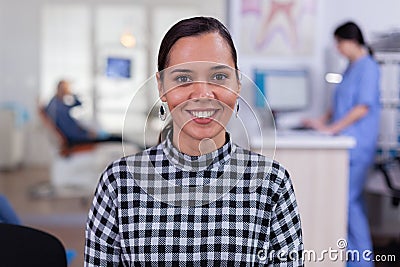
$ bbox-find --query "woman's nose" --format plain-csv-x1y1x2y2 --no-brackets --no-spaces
191,82,215,99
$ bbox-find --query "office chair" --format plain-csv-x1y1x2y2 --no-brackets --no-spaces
374,156,400,207
0,223,67,267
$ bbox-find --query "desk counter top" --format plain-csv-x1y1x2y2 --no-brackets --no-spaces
251,130,356,150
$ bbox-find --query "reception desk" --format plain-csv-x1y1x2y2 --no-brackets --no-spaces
252,130,355,266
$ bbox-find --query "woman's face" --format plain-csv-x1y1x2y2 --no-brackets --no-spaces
335,37,357,59
158,32,240,146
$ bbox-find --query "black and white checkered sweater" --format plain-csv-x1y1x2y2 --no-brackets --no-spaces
85,133,303,266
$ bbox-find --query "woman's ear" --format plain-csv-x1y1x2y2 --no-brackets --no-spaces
156,72,167,101
236,70,242,94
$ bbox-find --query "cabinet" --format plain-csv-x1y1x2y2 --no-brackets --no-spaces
253,132,355,266
375,52,400,156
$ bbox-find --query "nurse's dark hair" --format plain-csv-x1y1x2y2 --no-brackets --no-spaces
157,16,238,72
334,21,374,56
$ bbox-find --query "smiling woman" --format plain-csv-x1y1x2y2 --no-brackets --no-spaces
85,16,304,266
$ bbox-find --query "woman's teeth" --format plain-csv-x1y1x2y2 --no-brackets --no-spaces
190,110,215,118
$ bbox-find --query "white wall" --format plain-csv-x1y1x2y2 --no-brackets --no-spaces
323,0,400,43
1,1,40,108
0,1,42,166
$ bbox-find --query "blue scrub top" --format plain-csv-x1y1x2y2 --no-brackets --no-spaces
333,55,380,159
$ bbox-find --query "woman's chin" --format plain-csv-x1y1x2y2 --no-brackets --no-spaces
180,123,225,142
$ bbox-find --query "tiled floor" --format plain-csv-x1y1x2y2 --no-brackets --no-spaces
1,166,399,267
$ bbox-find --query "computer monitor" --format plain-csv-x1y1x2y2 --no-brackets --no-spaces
106,57,131,79
254,69,310,112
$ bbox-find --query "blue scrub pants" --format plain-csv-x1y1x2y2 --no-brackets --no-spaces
347,150,374,267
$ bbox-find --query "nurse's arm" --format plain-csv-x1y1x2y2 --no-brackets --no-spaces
325,104,369,134
302,108,332,128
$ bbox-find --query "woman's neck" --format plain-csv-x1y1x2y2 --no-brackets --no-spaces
349,46,367,62
172,128,226,156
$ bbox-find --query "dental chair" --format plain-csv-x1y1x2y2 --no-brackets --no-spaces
34,106,128,199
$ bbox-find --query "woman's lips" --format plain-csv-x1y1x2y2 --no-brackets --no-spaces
188,109,218,124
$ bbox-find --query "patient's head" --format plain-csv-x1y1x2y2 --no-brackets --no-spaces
56,80,72,98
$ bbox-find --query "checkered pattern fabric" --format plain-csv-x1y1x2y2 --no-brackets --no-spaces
85,133,303,266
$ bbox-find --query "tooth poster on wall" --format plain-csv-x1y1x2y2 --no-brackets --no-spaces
229,0,318,57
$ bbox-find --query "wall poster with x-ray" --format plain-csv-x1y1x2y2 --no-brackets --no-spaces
229,0,318,57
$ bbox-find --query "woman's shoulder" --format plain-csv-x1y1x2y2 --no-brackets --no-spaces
233,145,292,197
360,55,380,70
234,145,291,180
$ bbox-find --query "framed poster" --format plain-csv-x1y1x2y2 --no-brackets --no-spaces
229,0,318,57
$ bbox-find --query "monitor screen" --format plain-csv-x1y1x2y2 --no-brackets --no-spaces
254,69,309,111
106,57,131,79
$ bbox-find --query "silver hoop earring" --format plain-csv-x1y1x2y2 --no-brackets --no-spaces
235,101,240,118
159,103,167,121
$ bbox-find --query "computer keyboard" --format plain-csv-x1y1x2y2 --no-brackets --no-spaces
277,128,331,137
290,125,313,131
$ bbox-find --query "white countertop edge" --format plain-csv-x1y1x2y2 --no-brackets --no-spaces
250,132,356,150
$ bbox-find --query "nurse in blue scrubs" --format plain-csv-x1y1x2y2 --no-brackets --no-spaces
304,21,380,266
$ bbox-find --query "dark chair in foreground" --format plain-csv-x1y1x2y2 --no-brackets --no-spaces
0,223,67,267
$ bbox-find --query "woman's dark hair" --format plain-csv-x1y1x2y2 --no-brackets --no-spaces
334,21,373,56
157,16,238,72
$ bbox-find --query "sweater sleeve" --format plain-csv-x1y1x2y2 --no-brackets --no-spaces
268,169,304,266
85,168,121,266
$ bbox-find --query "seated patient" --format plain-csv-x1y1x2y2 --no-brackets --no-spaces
45,80,122,146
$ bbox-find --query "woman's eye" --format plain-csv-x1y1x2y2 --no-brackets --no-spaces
213,73,228,81
176,75,192,83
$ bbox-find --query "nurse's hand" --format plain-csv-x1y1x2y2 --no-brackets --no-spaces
302,118,337,135
302,118,324,130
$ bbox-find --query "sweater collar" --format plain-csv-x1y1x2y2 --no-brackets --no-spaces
162,130,234,171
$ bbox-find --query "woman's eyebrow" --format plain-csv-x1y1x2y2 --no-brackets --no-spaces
210,65,231,71
167,65,232,75
169,68,193,74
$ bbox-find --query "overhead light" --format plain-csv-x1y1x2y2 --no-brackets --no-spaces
120,31,136,48
325,73,343,84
